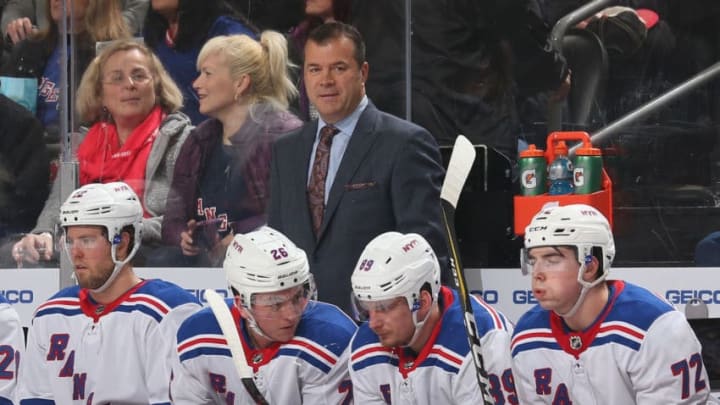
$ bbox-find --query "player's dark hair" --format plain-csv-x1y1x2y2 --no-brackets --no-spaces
306,21,365,67
420,281,440,308
562,245,604,280
100,225,135,261
420,282,432,296
119,225,136,261
592,246,604,279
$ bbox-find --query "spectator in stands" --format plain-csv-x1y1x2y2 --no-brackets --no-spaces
2,0,148,42
288,0,352,121
143,0,257,124
539,2,676,124
1,0,131,136
229,0,305,32
352,0,569,158
0,89,49,239
160,32,301,267
694,231,720,267
12,39,192,267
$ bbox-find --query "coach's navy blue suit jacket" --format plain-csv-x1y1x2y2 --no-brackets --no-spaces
268,102,450,313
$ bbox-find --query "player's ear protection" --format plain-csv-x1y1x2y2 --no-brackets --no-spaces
410,297,421,312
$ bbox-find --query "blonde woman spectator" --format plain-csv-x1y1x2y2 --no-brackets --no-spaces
12,39,193,266
159,32,302,267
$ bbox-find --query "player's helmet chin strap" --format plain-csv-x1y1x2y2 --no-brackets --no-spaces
88,239,140,294
236,283,313,345
554,253,606,319
403,297,435,348
243,311,274,342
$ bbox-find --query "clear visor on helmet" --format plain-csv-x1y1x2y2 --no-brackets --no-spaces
351,295,407,322
61,226,111,259
520,246,581,275
63,234,106,252
247,278,316,320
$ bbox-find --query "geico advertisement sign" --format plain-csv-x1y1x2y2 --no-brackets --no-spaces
7,267,720,327
467,267,720,322
1,268,59,328
0,290,34,303
666,290,720,304
471,290,540,305
185,288,230,303
473,289,720,305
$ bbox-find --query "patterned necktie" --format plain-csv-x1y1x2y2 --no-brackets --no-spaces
308,125,339,236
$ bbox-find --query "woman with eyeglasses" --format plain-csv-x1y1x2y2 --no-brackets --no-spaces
12,39,193,267
159,32,301,267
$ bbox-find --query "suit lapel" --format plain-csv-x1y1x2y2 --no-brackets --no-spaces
297,122,319,247
319,105,381,238
297,121,318,187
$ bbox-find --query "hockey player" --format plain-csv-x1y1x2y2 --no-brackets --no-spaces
0,294,23,404
349,231,517,404
171,226,357,404
512,204,714,404
18,182,201,403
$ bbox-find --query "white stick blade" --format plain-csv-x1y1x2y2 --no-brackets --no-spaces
204,289,253,379
441,135,477,208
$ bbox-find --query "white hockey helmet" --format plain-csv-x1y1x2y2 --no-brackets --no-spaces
224,226,312,308
351,232,441,318
523,204,615,279
60,182,143,292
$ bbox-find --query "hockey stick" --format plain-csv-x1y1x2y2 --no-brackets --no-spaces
204,289,270,405
440,135,495,405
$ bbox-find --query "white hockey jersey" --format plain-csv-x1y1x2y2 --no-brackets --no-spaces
18,279,201,405
172,299,357,404
0,294,23,405
511,280,713,404
349,286,517,404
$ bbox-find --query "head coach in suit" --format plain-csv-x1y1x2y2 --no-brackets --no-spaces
268,21,450,314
